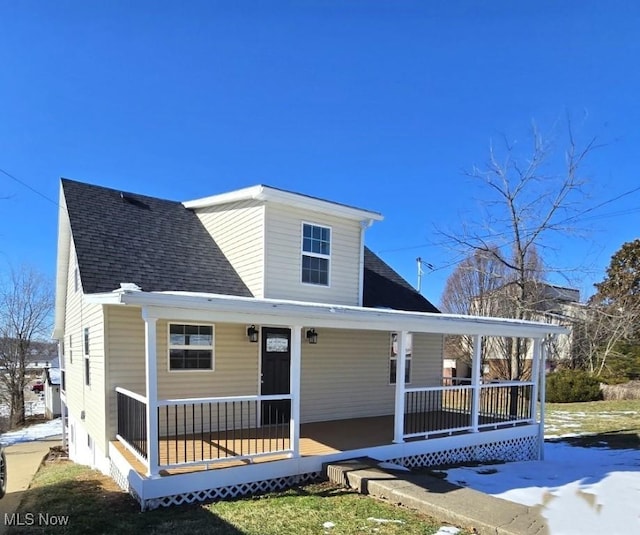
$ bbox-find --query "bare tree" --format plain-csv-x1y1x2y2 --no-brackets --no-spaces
440,120,597,379
0,267,54,428
440,248,506,373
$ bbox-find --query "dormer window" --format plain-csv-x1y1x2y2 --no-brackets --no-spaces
301,223,331,286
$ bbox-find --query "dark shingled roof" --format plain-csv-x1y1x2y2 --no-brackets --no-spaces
62,179,253,296
62,178,439,313
363,248,439,313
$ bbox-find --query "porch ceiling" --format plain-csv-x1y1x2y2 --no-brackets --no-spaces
86,289,568,338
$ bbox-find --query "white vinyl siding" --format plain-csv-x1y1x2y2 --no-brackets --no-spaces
192,200,265,297
265,204,361,305
300,330,443,423
104,309,260,440
62,239,107,455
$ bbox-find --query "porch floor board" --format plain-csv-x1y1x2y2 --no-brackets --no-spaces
112,412,521,478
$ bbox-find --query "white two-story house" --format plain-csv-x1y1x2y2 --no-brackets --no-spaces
53,178,566,510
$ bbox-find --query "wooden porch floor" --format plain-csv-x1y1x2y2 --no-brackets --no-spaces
113,412,520,477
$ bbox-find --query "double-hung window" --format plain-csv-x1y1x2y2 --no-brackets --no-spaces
389,332,412,384
301,223,331,286
169,324,214,371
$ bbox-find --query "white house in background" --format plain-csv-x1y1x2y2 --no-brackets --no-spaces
445,283,581,381
53,178,566,510
42,357,62,419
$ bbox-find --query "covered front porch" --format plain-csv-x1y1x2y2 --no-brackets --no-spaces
113,401,534,479
90,289,566,508
115,374,537,477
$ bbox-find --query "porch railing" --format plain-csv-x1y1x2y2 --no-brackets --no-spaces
157,394,293,469
403,380,535,439
477,382,533,428
116,387,148,461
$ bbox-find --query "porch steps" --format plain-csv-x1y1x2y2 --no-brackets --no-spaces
324,459,548,535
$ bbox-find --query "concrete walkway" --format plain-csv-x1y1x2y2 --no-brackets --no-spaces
326,459,548,535
0,436,62,534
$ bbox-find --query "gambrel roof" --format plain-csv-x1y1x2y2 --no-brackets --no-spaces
60,179,438,313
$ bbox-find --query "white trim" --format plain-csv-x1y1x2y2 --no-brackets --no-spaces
157,394,291,406
143,313,159,477
85,290,569,338
115,387,147,404
539,336,550,460
53,186,71,340
357,219,374,306
393,331,408,443
183,184,384,223
470,335,482,433
289,326,302,458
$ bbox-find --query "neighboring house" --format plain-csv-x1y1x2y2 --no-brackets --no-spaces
53,179,566,510
445,282,581,380
42,357,62,419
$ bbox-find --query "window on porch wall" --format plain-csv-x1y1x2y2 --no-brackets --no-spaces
168,323,214,370
389,332,412,384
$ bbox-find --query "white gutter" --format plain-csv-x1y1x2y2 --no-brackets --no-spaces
86,290,569,338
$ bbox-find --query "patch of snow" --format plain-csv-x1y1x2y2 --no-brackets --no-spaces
443,441,640,534
0,417,62,446
322,521,335,529
434,527,460,535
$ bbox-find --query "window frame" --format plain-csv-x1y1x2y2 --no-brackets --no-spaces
389,332,413,385
300,221,332,287
167,322,215,372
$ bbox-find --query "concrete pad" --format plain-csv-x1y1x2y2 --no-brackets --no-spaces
0,436,62,534
326,459,548,535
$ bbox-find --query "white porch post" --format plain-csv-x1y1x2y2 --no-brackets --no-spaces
142,309,159,477
538,336,550,460
530,338,542,424
470,334,482,432
290,326,302,458
393,331,409,444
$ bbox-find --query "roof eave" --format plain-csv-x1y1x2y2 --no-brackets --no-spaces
183,185,384,222
85,290,568,338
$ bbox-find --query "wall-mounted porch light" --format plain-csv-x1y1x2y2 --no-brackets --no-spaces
247,325,259,343
306,328,318,344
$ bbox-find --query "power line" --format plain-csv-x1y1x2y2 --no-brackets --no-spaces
0,167,60,208
380,185,640,255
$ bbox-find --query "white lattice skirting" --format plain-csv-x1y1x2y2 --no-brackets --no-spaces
110,433,537,510
142,471,320,510
110,460,144,506
386,435,538,469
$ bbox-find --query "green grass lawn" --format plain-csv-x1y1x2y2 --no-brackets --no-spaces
544,399,640,449
11,399,640,534
12,461,460,535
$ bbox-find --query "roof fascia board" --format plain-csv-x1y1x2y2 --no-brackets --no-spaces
86,290,568,338
52,186,71,340
183,185,383,222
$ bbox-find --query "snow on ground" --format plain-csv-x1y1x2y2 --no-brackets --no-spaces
444,441,640,534
0,417,62,446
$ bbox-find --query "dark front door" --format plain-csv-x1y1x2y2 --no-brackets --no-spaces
261,327,291,424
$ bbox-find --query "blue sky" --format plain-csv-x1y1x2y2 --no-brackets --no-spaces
1,1,639,304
